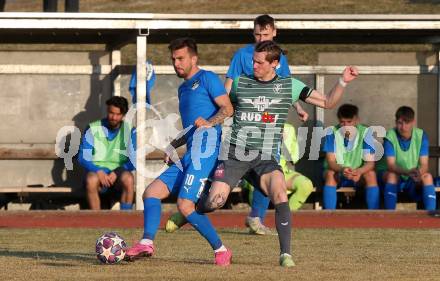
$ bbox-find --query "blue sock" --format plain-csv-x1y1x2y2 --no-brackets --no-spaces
250,188,270,222
384,183,398,209
365,186,379,209
120,203,133,211
142,198,161,240
187,211,222,250
423,185,436,211
323,185,337,209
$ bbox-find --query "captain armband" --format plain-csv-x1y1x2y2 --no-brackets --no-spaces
299,87,313,101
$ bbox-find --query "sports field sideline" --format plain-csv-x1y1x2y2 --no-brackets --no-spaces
0,211,439,281
1,210,440,228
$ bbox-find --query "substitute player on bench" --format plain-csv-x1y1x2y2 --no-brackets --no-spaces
378,106,436,210
322,104,379,209
78,96,135,210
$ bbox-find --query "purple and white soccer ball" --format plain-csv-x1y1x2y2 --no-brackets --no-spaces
95,232,127,264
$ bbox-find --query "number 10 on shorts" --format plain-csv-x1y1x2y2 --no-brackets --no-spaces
184,174,207,199
184,174,195,186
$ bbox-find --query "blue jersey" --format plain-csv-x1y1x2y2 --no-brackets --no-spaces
178,69,227,148
226,44,291,80
383,129,429,157
158,69,226,203
323,130,375,155
129,61,156,105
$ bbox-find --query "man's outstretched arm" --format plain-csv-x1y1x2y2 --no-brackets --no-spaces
305,66,359,109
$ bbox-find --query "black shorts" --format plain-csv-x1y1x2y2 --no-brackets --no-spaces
83,168,127,195
212,144,282,188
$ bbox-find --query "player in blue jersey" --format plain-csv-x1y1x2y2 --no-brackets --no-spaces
78,96,135,210
227,14,309,234
224,14,307,121
125,38,234,266
377,106,436,210
165,14,310,235
225,15,289,90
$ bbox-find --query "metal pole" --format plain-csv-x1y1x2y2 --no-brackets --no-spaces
111,48,121,96
65,0,79,12
315,74,325,125
43,0,57,12
313,73,325,210
135,35,147,210
437,50,440,177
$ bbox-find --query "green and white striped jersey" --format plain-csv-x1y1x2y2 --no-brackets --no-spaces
229,74,312,157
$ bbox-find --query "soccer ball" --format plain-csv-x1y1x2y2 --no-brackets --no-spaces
95,232,127,264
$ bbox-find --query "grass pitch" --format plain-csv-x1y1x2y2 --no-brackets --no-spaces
0,227,439,281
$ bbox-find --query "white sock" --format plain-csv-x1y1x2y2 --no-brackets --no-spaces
140,239,153,245
214,245,227,253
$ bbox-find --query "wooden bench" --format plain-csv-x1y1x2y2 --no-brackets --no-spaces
231,185,440,210
1,146,440,210
0,146,188,209
0,186,74,210
0,147,186,160
0,187,72,194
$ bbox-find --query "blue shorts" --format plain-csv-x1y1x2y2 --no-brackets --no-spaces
158,147,219,203
323,170,358,189
335,174,358,189
377,170,386,188
377,171,421,201
397,178,421,201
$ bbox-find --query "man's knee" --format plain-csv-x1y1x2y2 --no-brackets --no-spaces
120,171,134,191
263,171,288,203
196,196,218,213
143,179,170,200
86,172,100,192
297,176,314,194
363,170,378,186
386,171,398,184
324,170,337,185
177,199,195,217
422,172,434,185
269,185,288,204
196,192,225,213
196,182,230,213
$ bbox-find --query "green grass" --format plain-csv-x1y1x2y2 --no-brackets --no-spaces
1,228,439,281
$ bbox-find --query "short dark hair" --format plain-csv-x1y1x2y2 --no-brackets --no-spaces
106,96,128,115
254,14,275,30
395,106,415,122
168,37,198,56
254,40,282,63
337,104,359,119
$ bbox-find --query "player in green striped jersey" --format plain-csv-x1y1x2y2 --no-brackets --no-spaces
199,41,359,267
